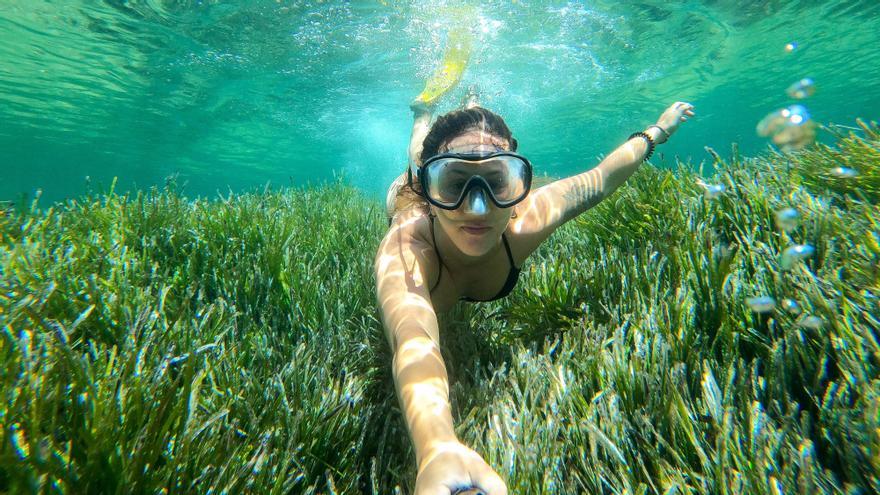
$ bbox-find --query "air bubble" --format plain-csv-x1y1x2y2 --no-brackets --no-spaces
757,105,811,135
757,105,817,151
696,179,725,199
799,315,823,330
774,207,800,232
781,298,801,314
786,78,815,99
746,296,776,313
830,166,858,178
781,244,815,270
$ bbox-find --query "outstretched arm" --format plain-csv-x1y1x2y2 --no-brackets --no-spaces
375,217,452,460
511,102,695,243
375,217,507,494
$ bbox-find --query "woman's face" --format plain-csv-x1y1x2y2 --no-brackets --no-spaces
430,130,514,258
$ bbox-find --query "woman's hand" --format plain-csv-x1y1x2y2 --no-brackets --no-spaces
652,101,695,143
415,441,507,495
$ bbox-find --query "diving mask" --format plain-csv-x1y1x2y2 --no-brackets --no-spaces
415,151,532,210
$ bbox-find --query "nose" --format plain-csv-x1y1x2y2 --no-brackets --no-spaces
462,187,489,215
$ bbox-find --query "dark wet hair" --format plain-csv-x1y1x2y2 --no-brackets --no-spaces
391,107,518,219
419,107,518,163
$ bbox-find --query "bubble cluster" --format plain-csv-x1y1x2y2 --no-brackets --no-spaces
739,45,849,332
756,105,817,151
735,200,828,324
757,45,819,152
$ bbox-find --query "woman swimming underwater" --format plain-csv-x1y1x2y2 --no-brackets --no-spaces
375,89,694,494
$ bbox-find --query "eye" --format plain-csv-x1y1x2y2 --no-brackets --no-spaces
439,178,467,195
485,175,507,189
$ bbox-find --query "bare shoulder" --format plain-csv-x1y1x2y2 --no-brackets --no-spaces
376,210,439,285
503,186,563,264
381,210,433,251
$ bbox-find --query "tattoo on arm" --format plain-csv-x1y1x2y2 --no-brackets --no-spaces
562,169,605,221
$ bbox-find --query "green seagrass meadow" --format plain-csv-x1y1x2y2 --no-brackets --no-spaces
1,122,878,494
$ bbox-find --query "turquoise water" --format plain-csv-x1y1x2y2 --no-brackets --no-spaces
1,1,879,204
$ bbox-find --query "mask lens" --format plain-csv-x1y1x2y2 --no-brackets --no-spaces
426,160,475,204
482,156,526,202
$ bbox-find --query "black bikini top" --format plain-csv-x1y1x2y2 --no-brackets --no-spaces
428,215,521,302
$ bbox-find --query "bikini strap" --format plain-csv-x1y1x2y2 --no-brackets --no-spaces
429,214,443,292
501,233,517,269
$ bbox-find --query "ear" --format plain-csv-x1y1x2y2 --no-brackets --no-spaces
510,138,519,151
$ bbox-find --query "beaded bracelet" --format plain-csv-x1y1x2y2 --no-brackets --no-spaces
628,131,655,161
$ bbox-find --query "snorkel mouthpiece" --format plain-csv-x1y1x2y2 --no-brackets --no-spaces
464,187,489,215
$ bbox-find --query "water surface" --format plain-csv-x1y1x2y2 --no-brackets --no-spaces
1,1,878,203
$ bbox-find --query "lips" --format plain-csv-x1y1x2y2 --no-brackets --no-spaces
461,224,492,235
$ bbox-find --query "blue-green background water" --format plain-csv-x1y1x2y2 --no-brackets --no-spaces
2,1,879,204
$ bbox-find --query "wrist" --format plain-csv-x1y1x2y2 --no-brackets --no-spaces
646,124,670,144
411,413,459,467
418,439,463,471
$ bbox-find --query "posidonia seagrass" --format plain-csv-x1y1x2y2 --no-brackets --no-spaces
1,122,878,494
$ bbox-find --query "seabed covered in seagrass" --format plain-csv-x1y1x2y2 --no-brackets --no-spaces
1,122,878,494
